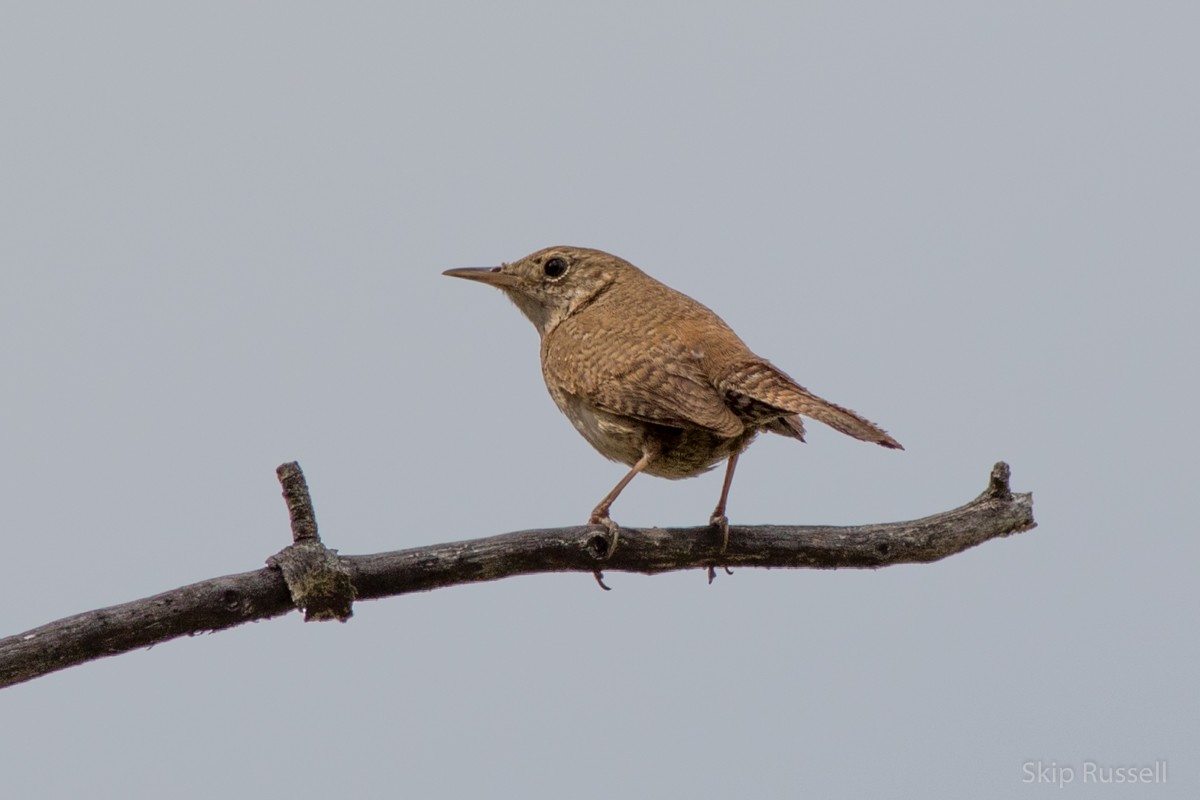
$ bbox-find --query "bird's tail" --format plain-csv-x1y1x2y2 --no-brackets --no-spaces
721,360,903,449
789,386,903,449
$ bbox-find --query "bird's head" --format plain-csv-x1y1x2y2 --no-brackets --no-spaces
444,246,632,336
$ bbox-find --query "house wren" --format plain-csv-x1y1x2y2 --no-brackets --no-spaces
444,246,901,554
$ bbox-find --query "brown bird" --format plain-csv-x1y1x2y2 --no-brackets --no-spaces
444,246,901,555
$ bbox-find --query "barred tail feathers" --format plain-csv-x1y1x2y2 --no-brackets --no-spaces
721,361,903,450
790,387,903,449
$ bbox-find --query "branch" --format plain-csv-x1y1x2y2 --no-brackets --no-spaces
266,462,355,621
0,461,1034,689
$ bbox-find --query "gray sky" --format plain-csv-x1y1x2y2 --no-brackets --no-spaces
2,3,1196,797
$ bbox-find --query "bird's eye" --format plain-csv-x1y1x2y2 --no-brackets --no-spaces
543,257,568,279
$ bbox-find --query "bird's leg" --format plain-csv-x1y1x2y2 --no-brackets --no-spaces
589,443,659,559
710,452,740,554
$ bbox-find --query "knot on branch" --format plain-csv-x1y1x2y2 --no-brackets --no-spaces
268,460,355,621
267,542,355,622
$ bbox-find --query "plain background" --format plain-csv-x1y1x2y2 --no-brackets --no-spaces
2,3,1196,798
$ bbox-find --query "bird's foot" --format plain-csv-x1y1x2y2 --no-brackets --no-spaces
709,512,731,553
589,513,621,558
587,513,621,591
707,513,734,584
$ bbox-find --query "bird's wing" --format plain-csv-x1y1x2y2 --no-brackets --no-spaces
543,321,745,438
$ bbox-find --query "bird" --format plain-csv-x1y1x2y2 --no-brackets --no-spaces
443,246,901,557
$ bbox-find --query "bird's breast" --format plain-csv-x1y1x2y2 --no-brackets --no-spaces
545,386,647,466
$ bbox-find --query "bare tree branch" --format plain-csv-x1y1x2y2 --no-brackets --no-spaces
0,461,1034,689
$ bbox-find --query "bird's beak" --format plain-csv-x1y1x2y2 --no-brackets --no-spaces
442,266,520,288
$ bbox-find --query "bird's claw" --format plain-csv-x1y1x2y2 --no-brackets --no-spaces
707,513,734,584
589,513,621,558
587,514,621,591
709,512,730,553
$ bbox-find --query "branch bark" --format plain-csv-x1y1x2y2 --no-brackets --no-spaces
0,461,1034,690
